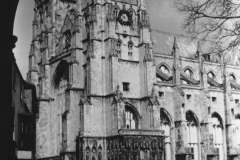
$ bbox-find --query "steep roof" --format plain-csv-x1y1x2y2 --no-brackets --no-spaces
151,30,217,60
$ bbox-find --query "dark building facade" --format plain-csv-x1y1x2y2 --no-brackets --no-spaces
12,58,38,160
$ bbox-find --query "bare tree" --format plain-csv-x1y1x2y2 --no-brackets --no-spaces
175,0,240,57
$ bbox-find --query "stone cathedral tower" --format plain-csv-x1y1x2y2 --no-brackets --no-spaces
27,0,165,159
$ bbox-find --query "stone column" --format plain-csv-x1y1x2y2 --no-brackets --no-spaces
173,37,181,86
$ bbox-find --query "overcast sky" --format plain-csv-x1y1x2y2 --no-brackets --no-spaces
13,0,183,78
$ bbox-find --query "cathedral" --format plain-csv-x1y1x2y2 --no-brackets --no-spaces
27,0,240,160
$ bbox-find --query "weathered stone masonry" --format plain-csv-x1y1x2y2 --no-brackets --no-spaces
28,0,240,160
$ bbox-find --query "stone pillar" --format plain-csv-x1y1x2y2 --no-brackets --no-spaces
173,37,181,86
197,42,207,89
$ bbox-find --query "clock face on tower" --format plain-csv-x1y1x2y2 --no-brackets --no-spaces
117,10,132,26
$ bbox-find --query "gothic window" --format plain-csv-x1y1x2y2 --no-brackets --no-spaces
18,115,31,150
207,71,217,87
230,74,237,89
92,146,97,160
128,41,133,60
62,114,67,149
63,30,71,50
160,65,170,76
116,40,122,57
125,106,138,129
184,68,194,78
160,109,171,160
212,113,223,160
113,7,118,19
157,65,171,82
182,68,195,85
54,61,69,90
98,146,102,160
186,111,198,160
208,71,216,80
230,74,236,81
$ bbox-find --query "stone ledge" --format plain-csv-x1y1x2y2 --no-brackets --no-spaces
118,129,165,136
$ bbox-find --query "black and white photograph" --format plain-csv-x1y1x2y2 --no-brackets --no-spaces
1,0,240,160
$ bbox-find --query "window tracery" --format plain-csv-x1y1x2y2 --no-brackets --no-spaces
116,40,122,57
157,65,171,82
125,106,138,129
63,30,71,51
113,7,118,19
54,61,69,89
160,65,170,76
208,71,216,80
207,71,217,87
184,68,194,78
128,41,133,60
160,109,171,160
212,113,223,160
186,111,198,160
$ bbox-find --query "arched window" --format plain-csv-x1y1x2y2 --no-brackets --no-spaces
186,111,198,160
53,61,69,89
160,109,171,160
182,68,195,85
157,65,171,82
128,41,133,60
125,106,138,129
160,65,170,76
184,68,194,78
207,71,217,87
230,74,236,81
113,7,118,19
212,113,223,160
208,71,216,80
116,40,122,57
63,30,71,51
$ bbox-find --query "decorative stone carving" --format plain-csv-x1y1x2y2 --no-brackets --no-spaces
112,85,124,104
148,87,160,106
143,44,153,62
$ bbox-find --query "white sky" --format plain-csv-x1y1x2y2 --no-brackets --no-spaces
13,0,183,78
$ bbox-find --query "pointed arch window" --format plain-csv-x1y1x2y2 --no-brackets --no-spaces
54,61,69,89
207,71,218,87
186,111,198,160
128,41,133,60
116,40,122,57
160,65,170,76
160,109,171,160
184,68,194,78
113,7,118,19
212,113,223,160
157,65,171,82
208,71,216,80
230,74,236,81
63,30,71,51
125,106,138,129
